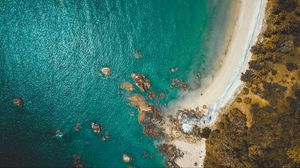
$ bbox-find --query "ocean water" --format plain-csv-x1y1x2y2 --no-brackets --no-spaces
0,0,231,167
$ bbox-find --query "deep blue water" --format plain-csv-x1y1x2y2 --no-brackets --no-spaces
0,0,230,167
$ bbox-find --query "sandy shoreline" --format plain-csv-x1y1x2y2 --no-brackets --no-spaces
170,0,267,128
163,0,267,167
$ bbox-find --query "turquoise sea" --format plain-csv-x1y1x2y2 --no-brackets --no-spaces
0,0,232,167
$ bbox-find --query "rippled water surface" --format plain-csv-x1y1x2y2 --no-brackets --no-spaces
0,0,229,167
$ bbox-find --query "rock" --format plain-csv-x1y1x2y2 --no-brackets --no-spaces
52,129,64,139
100,67,111,76
13,96,24,107
158,144,184,163
131,73,151,92
74,123,81,132
128,94,163,126
129,94,152,112
127,166,135,168
170,78,189,91
134,50,141,59
120,82,134,91
72,154,85,168
170,67,178,73
148,91,157,99
159,93,166,99
144,123,165,137
91,122,102,134
129,94,154,124
102,135,109,141
122,154,132,163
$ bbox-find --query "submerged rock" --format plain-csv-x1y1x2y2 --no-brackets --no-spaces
72,154,85,168
170,78,189,91
129,94,152,112
91,122,102,134
122,154,132,163
74,123,81,132
13,96,24,107
52,129,64,139
170,67,178,73
120,82,135,91
148,91,157,99
99,67,111,77
134,50,142,59
129,94,153,124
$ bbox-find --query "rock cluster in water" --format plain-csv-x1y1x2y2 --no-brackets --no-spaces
170,78,189,91
118,73,166,138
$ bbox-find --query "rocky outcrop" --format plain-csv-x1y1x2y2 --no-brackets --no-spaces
158,144,184,168
128,93,165,138
143,123,165,137
131,73,151,92
129,95,150,124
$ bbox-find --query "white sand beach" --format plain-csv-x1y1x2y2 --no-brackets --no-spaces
164,0,267,167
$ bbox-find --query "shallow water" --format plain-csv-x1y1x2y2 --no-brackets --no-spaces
0,0,230,167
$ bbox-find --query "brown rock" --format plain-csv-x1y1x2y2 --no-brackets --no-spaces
120,82,134,91
158,144,184,162
129,94,155,124
123,154,132,163
99,67,111,76
13,96,24,107
143,123,165,137
131,73,151,92
148,91,157,99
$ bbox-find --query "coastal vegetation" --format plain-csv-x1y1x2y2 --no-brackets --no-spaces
205,0,300,167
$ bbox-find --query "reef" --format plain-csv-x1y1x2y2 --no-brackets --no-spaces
125,73,165,138
205,0,300,167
